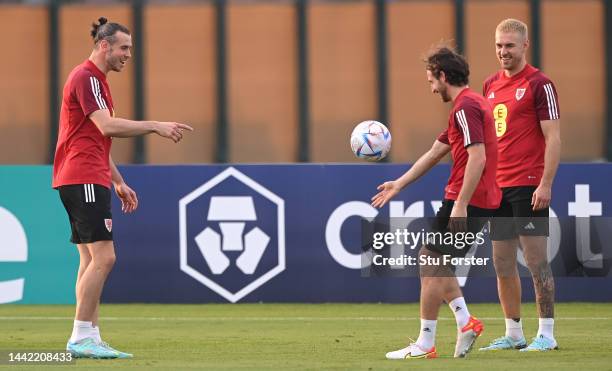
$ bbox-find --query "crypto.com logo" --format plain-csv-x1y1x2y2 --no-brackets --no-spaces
325,184,603,286
179,167,285,303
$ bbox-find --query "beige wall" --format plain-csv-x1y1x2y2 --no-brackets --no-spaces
0,6,48,164
145,4,216,164
0,1,607,164
388,1,455,162
309,2,377,162
542,0,605,160
228,3,297,163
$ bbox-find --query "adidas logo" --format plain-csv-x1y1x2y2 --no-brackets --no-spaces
455,306,462,312
488,92,495,99
524,222,536,230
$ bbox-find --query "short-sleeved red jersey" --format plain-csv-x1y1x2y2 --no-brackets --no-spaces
483,64,560,188
436,88,501,209
52,60,114,189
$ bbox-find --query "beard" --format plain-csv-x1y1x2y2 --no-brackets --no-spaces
440,88,451,102
106,50,124,72
110,57,122,72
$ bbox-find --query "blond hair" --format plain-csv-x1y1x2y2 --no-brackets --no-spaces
496,18,528,40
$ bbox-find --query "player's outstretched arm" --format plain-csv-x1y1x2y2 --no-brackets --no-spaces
371,139,450,208
90,109,193,142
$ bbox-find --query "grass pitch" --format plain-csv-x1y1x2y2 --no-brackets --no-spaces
1,303,611,370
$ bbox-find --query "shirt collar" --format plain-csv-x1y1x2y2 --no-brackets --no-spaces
84,59,107,82
452,87,470,108
500,63,534,81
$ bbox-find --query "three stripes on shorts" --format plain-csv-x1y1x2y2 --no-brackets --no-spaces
84,184,96,203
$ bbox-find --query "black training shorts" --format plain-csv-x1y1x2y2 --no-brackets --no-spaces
489,186,549,241
425,199,493,258
58,184,113,244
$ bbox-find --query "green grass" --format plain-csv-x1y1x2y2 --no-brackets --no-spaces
1,303,611,370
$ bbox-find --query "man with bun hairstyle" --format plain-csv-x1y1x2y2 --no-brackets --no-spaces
53,17,193,359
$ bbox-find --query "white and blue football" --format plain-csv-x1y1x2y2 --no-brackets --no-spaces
350,120,392,162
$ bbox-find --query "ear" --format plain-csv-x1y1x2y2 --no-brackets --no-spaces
99,39,110,52
439,70,447,84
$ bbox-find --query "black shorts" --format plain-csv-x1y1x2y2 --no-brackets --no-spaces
58,184,113,244
425,199,493,258
489,186,549,241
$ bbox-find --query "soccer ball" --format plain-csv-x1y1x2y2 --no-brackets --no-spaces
350,120,391,161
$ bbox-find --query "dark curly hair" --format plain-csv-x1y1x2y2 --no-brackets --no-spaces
425,46,469,87
90,17,130,45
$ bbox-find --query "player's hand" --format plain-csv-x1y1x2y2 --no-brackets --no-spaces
114,182,138,213
371,181,401,208
532,184,551,211
448,202,468,233
155,122,194,143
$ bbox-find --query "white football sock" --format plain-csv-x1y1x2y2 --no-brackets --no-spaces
449,297,470,328
416,319,437,350
91,325,102,343
505,318,524,340
537,318,554,339
69,320,93,343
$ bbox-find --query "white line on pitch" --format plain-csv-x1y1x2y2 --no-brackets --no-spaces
0,316,609,321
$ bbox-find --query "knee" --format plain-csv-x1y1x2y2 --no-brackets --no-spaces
94,253,116,272
525,256,549,276
418,246,432,276
522,249,548,274
104,253,117,270
79,257,92,271
493,254,517,276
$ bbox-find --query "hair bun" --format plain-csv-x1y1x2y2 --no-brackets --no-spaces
91,17,108,39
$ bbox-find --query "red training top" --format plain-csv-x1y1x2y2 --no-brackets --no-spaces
53,60,114,189
437,88,501,209
483,64,560,188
